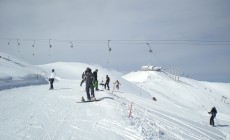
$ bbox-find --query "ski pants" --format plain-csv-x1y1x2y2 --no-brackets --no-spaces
93,80,98,90
104,82,110,90
49,78,54,89
116,84,119,90
86,83,94,100
210,115,215,126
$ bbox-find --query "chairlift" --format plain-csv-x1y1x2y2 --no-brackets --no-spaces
146,43,153,53
49,39,52,48
17,39,20,53
32,40,35,55
107,40,112,63
17,39,20,46
8,40,10,45
70,41,74,48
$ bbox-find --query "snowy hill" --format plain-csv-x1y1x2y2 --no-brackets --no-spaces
0,53,230,140
0,52,48,90
123,70,230,138
123,70,230,111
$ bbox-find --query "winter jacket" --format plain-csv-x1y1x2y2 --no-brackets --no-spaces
92,71,98,81
50,72,55,79
85,68,94,85
106,76,110,83
210,107,217,117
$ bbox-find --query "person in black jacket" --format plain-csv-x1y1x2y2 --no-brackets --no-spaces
104,75,110,90
84,68,95,101
208,107,217,126
92,69,99,91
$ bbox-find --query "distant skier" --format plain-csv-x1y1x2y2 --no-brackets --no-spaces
49,69,55,90
104,75,110,90
113,80,121,90
208,107,217,126
85,67,95,101
92,69,99,91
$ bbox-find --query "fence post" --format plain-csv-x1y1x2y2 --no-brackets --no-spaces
129,102,133,118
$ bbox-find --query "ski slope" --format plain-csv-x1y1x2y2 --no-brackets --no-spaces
0,52,48,90
0,53,230,140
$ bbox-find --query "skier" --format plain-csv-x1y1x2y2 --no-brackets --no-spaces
84,67,95,101
208,107,217,126
92,69,99,91
104,75,110,90
49,69,55,90
114,80,121,90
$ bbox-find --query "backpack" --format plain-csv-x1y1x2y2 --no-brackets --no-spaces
85,71,94,84
212,107,217,116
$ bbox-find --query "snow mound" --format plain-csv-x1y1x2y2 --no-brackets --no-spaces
122,71,150,83
0,52,48,90
39,62,123,80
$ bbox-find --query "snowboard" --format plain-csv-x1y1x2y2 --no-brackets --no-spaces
76,99,101,103
77,96,100,103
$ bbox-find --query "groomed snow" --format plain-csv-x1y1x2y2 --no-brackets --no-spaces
0,53,229,140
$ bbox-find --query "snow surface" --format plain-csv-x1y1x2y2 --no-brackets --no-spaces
0,52,48,90
0,52,230,140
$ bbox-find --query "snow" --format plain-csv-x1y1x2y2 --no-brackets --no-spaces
0,52,230,140
0,52,48,90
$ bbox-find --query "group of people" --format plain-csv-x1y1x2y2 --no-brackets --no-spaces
79,67,121,101
48,69,218,127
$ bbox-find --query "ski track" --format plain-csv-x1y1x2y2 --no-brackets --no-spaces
109,93,226,140
96,120,143,140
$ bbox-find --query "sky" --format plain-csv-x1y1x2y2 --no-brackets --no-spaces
0,0,230,82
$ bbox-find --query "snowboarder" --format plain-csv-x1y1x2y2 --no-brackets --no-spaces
49,69,55,90
104,75,110,90
113,80,121,90
84,67,95,101
208,107,217,126
92,69,99,91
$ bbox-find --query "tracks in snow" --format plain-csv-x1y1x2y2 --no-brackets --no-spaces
110,93,226,140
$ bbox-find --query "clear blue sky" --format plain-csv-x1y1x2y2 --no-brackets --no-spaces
0,0,230,82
